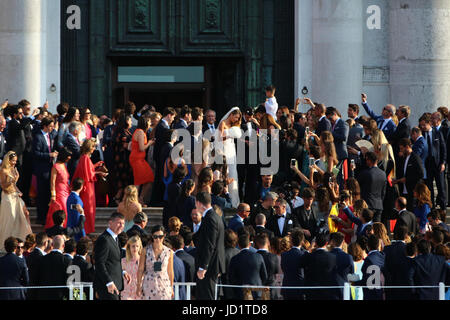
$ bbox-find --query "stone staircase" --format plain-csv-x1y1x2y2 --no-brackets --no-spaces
29,207,164,237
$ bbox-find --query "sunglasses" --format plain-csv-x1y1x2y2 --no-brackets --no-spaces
152,235,164,240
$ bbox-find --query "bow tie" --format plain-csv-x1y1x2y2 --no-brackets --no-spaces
277,215,286,220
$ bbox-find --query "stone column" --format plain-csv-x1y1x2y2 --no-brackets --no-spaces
389,0,450,125
0,0,60,109
311,0,363,114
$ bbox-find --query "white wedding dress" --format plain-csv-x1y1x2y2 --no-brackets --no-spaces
215,116,242,208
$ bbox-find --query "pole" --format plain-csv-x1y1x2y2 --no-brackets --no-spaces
344,283,351,301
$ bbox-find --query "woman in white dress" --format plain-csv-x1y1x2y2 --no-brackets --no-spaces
0,151,32,251
214,107,242,208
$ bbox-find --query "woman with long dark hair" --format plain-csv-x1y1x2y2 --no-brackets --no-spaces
413,182,432,234
175,179,196,225
57,106,80,149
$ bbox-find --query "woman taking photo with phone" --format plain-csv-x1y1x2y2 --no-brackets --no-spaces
136,225,174,300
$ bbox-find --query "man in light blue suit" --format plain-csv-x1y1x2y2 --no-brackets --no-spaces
361,93,397,140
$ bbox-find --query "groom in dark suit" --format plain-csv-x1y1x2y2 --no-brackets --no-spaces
195,192,225,300
94,212,131,300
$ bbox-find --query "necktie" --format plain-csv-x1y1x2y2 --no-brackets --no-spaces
427,131,432,157
46,134,51,153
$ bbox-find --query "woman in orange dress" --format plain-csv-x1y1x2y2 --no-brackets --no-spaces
72,138,108,234
130,116,155,205
45,147,72,229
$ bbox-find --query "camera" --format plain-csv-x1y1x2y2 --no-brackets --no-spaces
309,158,315,166
291,159,297,167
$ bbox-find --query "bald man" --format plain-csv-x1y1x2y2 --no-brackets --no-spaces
393,197,417,236
38,235,72,300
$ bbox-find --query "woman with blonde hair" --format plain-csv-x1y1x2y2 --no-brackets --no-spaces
372,222,391,249
413,183,432,234
0,151,32,251
168,216,182,236
118,185,143,232
121,236,143,300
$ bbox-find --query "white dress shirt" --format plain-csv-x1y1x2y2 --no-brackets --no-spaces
403,154,411,194
277,213,286,235
380,118,391,131
193,222,201,233
265,97,278,119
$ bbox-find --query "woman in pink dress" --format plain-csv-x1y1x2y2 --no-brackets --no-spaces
72,139,108,234
136,225,174,300
45,148,72,229
121,235,143,300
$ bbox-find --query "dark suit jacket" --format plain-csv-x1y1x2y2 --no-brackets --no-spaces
63,133,81,178
126,225,149,247
6,117,32,156
176,250,196,283
227,214,245,233
45,225,67,238
298,249,338,300
32,130,56,177
412,253,450,300
153,120,170,162
0,132,7,161
38,251,72,300
393,210,418,236
25,248,44,300
0,253,29,300
330,248,354,300
256,250,279,287
358,166,387,211
292,205,318,241
383,241,414,300
93,231,124,297
397,152,424,196
390,118,411,146
281,247,306,299
174,119,189,130
211,193,232,211
354,251,385,300
173,254,186,300
423,128,447,167
362,102,396,140
331,118,349,161
196,208,226,277
413,136,427,166
266,213,297,238
72,255,95,283
222,247,240,299
228,249,268,299
316,116,331,137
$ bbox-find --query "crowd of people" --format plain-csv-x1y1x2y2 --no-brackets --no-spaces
0,86,449,300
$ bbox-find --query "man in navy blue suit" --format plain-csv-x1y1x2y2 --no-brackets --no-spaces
312,101,331,137
228,233,268,300
391,106,411,158
280,228,306,300
227,203,251,233
326,107,349,162
361,93,397,140
63,121,81,179
0,237,29,300
329,232,354,300
354,235,385,300
173,106,192,130
254,233,279,299
32,117,58,225
419,113,447,208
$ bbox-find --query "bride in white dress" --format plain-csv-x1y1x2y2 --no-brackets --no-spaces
214,107,242,208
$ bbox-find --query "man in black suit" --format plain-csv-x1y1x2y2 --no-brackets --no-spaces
390,105,411,158
64,121,82,179
280,228,307,300
195,192,225,300
94,212,131,300
304,98,330,137
38,235,72,300
249,191,277,227
393,138,424,210
353,235,385,300
228,233,267,300
254,213,275,240
72,238,95,283
32,117,58,224
298,233,337,300
126,212,149,247
171,235,195,284
292,188,317,242
255,233,279,299
152,107,176,205
202,109,217,135
329,232,354,300
419,113,447,208
393,197,418,236
266,198,297,238
383,226,414,300
173,106,192,130
26,232,49,300
237,107,260,203
358,151,387,222
0,237,29,300
412,239,450,300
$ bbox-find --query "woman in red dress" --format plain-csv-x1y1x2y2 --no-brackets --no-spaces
130,116,155,205
45,148,72,229
72,138,108,234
